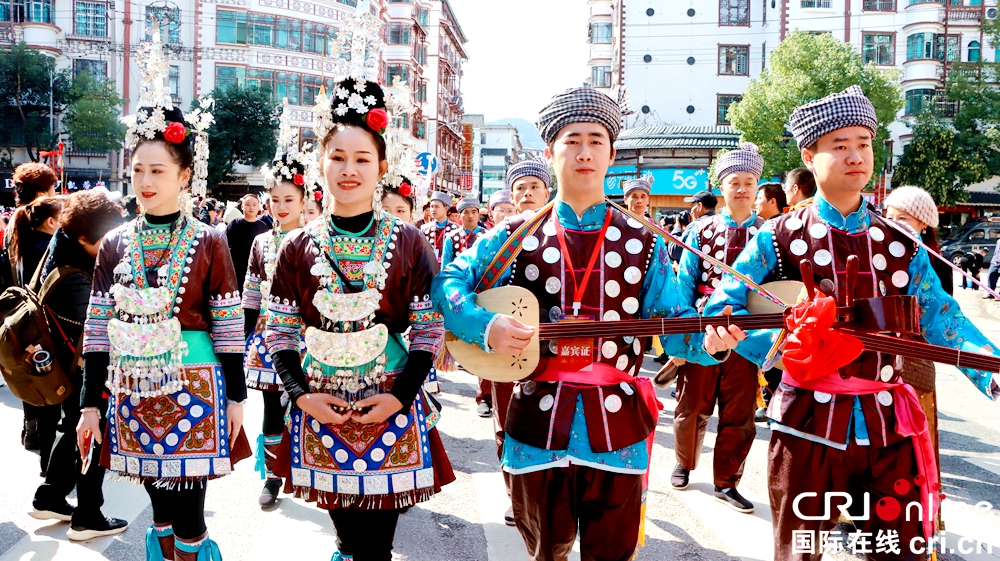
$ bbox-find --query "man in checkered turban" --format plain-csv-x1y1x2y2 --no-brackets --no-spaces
434,86,745,560
703,84,1000,559
420,191,461,264
668,141,766,514
622,176,652,217
507,158,551,214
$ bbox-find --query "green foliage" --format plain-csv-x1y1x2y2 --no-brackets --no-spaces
202,84,279,190
727,31,903,181
0,43,75,160
892,114,993,205
63,71,125,153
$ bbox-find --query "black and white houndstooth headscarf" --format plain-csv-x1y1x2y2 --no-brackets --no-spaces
536,87,623,144
715,142,765,182
789,85,878,150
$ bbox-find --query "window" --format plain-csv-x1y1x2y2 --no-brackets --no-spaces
75,2,107,36
590,22,612,44
303,23,335,55
904,88,935,115
216,65,246,90
417,80,428,103
416,43,427,64
146,5,180,43
169,65,179,97
276,18,302,51
935,34,960,62
417,8,428,26
591,65,611,87
416,120,426,139
969,40,980,62
909,0,935,4
863,33,895,65
483,171,504,182
246,68,272,91
73,59,107,78
386,64,410,86
801,0,831,7
248,13,274,46
386,23,410,45
863,0,896,10
717,94,742,125
719,0,749,26
275,71,300,105
25,0,52,23
217,10,247,45
719,45,750,75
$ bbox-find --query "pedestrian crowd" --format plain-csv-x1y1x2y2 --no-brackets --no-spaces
1,14,999,561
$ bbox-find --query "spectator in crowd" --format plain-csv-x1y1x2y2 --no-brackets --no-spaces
988,238,1000,297
29,191,128,539
960,246,987,289
782,167,816,211
447,205,460,225
5,163,60,452
225,194,271,290
120,195,142,221
754,182,787,220
197,197,221,226
415,202,432,228
667,190,716,262
884,185,952,295
9,195,64,460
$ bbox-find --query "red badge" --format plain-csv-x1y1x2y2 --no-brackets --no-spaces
552,317,595,371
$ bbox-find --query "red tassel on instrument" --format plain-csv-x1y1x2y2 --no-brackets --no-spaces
782,295,865,383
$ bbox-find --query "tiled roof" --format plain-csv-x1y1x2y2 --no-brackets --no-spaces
614,126,742,150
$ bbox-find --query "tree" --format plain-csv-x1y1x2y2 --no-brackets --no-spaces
892,114,994,205
0,43,74,161
728,31,903,181
203,84,279,190
62,71,125,153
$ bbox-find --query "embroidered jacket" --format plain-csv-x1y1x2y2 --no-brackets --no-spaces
420,220,461,265
704,196,1000,450
264,215,444,359
432,200,718,474
441,225,484,267
678,209,765,312
83,217,244,355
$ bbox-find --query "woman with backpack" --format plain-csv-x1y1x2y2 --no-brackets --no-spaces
29,190,128,539
76,35,248,560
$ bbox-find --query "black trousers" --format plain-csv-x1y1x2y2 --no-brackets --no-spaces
329,508,401,561
33,390,107,524
261,391,285,435
144,483,208,540
24,401,62,471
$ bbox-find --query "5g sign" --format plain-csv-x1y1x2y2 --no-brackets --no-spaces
671,169,702,192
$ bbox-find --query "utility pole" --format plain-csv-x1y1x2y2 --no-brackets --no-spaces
49,67,53,136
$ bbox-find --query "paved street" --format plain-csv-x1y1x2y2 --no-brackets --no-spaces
1,281,999,561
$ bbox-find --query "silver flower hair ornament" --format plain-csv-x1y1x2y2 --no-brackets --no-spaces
121,23,214,198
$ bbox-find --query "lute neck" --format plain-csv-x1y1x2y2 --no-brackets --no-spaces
537,313,787,340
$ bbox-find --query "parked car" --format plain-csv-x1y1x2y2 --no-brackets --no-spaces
939,221,1000,266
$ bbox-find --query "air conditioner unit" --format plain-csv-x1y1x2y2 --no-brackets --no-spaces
987,7,998,19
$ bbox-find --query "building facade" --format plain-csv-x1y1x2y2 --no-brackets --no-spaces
0,0,467,196
593,0,998,161
478,122,521,201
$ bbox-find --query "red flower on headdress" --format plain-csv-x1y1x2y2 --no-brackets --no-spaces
293,173,305,186
163,122,187,144
398,181,412,197
366,108,389,132
313,189,323,202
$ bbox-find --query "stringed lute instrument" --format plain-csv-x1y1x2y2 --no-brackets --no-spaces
446,258,1000,382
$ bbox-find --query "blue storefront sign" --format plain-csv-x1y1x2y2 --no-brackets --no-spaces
605,166,711,196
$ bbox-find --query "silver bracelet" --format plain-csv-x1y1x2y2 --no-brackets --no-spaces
227,399,246,406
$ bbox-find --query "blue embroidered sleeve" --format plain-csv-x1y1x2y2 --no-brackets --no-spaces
677,223,704,308
702,222,781,367
440,234,456,268
908,248,999,399
641,236,717,365
431,226,512,352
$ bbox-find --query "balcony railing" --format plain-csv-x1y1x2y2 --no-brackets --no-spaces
946,5,983,20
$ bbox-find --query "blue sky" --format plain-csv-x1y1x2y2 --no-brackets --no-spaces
448,0,590,122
